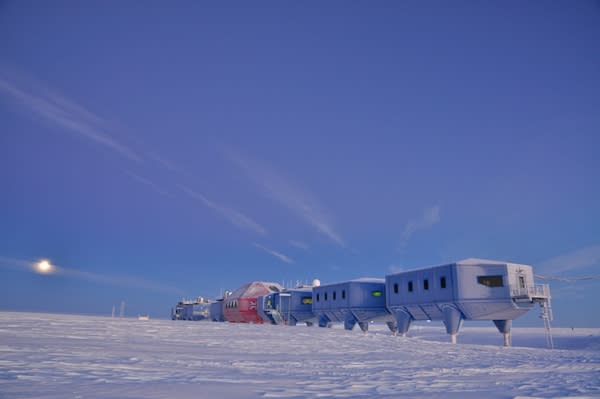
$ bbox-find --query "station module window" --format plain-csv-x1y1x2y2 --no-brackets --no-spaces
423,279,429,290
440,276,447,289
333,291,337,300
477,275,504,287
301,296,312,305
342,290,346,299
316,293,320,302
393,283,399,294
408,281,414,292
324,292,328,301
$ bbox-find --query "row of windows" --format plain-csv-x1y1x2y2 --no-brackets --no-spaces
392,276,447,294
226,276,504,309
225,300,239,309
315,290,383,302
315,289,346,302
391,275,505,294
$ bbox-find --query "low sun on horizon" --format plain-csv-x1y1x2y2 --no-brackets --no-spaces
35,260,53,274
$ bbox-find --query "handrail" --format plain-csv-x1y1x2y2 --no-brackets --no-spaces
510,284,551,299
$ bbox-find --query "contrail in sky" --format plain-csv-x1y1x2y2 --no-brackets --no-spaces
398,205,441,249
289,240,309,250
178,184,267,236
125,170,172,197
253,243,294,264
537,244,600,275
225,148,345,247
0,70,141,162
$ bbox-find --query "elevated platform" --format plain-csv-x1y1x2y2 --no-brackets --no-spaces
511,284,553,348
511,284,551,302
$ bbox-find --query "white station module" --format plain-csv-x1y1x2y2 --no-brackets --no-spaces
385,258,552,346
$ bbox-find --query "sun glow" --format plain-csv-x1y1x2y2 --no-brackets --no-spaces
36,260,53,274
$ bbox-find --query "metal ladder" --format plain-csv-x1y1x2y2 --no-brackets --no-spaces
270,310,284,325
539,297,554,349
534,284,554,349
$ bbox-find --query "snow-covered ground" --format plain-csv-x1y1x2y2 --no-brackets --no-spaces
0,312,598,399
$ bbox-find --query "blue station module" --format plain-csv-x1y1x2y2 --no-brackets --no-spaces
209,299,225,322
312,278,397,333
171,297,211,321
258,286,316,326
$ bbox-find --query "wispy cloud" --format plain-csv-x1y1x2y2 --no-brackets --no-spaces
178,184,267,236
0,71,140,162
289,240,309,250
125,170,171,197
548,280,598,301
399,205,441,249
537,244,600,275
146,152,186,175
226,149,345,247
0,256,184,295
253,243,294,264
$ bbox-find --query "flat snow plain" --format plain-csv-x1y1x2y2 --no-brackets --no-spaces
0,312,598,399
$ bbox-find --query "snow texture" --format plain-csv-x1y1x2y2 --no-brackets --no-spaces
0,312,598,399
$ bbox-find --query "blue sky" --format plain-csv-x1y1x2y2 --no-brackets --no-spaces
1,1,599,326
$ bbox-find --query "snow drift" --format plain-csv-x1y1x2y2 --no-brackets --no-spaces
0,312,598,398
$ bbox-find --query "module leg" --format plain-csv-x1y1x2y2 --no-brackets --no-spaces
442,306,463,344
493,320,512,347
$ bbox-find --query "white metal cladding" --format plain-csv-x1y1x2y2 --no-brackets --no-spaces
385,258,537,321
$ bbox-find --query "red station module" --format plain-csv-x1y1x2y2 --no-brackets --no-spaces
223,281,283,323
